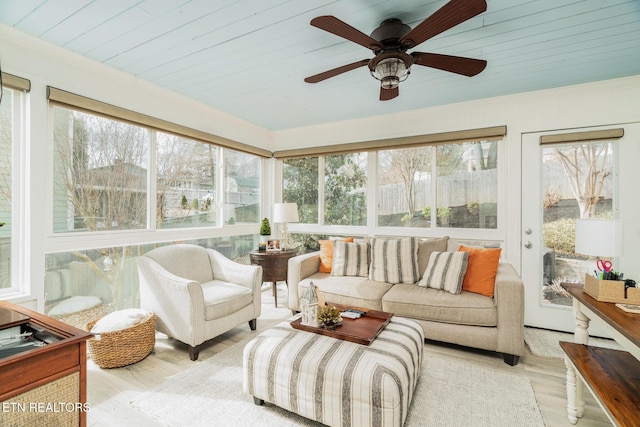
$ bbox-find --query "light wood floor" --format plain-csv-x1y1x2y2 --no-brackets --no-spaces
86,284,612,427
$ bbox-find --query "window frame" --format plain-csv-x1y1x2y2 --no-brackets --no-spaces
0,81,28,297
281,137,506,241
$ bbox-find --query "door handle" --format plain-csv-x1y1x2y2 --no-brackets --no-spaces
524,241,533,249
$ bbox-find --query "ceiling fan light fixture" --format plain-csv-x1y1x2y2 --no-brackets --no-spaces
369,53,413,89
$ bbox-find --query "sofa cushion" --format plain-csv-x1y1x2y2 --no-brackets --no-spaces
319,237,354,273
369,237,420,284
332,241,369,277
299,273,392,311
459,245,502,297
417,236,450,279
382,284,497,327
418,251,469,294
202,280,253,320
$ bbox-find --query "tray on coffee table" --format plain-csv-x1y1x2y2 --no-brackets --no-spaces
290,303,393,345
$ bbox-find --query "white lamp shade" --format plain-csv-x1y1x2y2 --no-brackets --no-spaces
575,219,623,257
273,203,299,223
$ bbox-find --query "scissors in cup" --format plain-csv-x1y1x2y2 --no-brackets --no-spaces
597,259,612,273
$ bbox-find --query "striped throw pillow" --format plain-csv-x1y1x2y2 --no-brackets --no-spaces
331,241,369,277
368,237,420,284
418,251,469,294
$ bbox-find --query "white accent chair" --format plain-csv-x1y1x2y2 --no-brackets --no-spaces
136,244,262,360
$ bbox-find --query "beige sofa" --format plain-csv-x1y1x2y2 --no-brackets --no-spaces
287,237,525,365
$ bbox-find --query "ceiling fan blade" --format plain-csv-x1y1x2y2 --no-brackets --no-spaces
399,0,487,48
380,86,399,101
311,16,383,50
412,52,486,76
304,59,370,83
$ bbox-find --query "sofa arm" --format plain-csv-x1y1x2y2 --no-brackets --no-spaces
493,262,525,358
287,251,321,311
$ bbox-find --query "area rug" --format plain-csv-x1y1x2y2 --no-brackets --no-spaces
524,326,621,359
130,336,546,427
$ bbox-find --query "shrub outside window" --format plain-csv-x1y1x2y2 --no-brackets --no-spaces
283,157,318,224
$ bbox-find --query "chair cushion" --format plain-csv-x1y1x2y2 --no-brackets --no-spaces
145,244,214,284
201,280,253,320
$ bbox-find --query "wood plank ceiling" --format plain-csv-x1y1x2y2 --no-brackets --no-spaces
1,0,639,131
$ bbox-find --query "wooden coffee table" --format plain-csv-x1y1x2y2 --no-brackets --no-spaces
290,303,392,345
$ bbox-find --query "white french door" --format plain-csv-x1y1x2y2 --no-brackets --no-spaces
521,126,621,332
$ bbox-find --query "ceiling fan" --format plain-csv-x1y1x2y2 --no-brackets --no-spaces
304,0,488,101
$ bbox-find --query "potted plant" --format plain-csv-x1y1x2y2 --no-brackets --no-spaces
317,305,342,330
258,218,271,251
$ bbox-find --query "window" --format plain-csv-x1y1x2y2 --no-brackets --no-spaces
324,153,367,226
378,147,432,227
541,140,616,306
0,87,15,288
435,141,498,229
43,235,257,324
377,140,499,229
157,133,217,228
283,157,318,223
52,107,149,232
224,149,260,224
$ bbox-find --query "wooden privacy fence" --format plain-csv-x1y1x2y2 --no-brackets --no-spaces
377,170,498,215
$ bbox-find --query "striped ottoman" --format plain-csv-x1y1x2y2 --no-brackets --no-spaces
243,316,423,427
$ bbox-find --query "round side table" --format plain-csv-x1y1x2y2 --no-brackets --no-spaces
249,249,298,308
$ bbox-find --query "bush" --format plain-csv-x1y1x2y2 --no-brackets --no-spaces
543,218,575,255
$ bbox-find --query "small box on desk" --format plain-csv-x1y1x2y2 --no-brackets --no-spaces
583,274,640,304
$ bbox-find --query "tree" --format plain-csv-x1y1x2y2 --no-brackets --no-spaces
283,158,318,223
383,148,430,220
324,154,367,225
553,143,611,219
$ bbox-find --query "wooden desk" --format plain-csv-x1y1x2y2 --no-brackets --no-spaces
561,284,640,426
249,249,298,307
0,301,92,426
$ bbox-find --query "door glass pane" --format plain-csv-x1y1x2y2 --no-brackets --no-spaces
541,142,615,306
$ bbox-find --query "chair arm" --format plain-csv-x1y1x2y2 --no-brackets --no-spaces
493,262,525,357
136,256,207,346
287,251,321,311
207,249,263,294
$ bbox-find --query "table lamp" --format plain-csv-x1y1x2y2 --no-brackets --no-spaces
575,219,623,277
273,203,299,250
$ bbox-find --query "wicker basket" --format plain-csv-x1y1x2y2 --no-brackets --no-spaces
86,312,156,369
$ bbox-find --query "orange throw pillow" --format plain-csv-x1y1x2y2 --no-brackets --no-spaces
319,238,354,273
459,245,502,297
